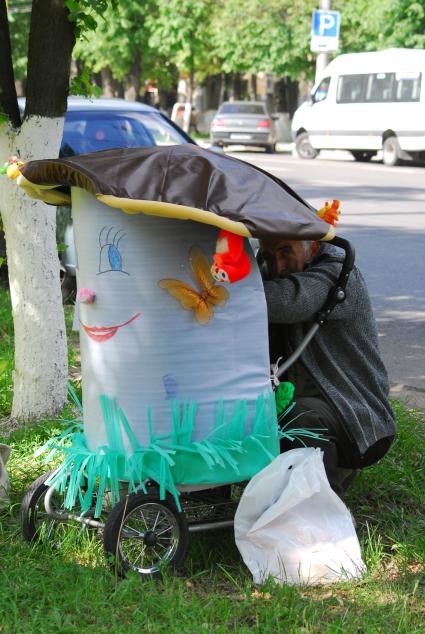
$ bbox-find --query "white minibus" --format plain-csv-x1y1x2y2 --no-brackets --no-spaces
291,48,425,165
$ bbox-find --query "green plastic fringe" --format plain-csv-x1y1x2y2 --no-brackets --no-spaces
39,387,326,518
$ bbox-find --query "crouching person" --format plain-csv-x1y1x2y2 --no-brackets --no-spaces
260,238,396,497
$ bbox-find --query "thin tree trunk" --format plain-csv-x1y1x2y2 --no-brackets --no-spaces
127,51,142,102
0,0,21,127
101,68,116,98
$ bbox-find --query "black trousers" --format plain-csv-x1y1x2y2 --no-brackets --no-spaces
279,396,357,498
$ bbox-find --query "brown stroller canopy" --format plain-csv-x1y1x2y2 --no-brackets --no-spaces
17,144,334,241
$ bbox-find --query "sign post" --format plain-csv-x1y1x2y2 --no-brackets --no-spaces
311,2,340,83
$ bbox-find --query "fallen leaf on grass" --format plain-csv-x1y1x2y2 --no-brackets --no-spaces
251,590,271,601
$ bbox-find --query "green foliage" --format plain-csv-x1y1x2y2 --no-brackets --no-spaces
336,0,425,53
212,0,317,80
56,242,68,254
73,0,183,95
69,67,102,97
7,3,31,83
7,1,425,98
147,0,219,81
64,0,118,39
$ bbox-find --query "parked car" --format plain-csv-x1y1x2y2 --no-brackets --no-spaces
11,97,196,298
210,101,278,152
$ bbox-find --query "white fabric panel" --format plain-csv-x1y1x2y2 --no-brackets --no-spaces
72,187,271,451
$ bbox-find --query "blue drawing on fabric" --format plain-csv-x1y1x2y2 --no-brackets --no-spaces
98,226,129,275
162,374,179,400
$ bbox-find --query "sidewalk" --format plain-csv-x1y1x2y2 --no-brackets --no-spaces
390,384,425,415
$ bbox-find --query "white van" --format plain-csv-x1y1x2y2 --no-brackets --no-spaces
291,48,425,165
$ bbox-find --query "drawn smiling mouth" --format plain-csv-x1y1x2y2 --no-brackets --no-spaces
80,312,141,343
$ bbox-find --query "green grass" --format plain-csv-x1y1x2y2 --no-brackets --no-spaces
0,282,424,633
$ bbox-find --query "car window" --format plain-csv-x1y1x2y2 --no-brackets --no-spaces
140,112,190,145
312,77,331,103
61,111,156,156
218,103,266,115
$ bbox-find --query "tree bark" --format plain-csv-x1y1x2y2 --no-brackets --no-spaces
0,118,68,422
0,0,21,127
127,51,142,102
0,0,74,423
25,0,75,118
274,77,299,117
101,68,116,98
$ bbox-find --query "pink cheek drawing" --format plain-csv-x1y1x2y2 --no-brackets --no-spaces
77,288,96,304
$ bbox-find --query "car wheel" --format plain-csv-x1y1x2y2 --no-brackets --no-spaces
382,136,401,166
265,143,276,154
295,132,318,159
351,151,375,162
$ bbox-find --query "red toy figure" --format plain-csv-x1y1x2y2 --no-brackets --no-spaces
211,229,251,284
317,199,341,227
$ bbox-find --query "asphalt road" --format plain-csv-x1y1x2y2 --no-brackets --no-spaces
228,147,425,409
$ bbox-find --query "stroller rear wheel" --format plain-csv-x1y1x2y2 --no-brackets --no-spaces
21,471,66,543
103,487,189,577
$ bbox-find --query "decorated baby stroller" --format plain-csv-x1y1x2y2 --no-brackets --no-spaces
16,145,354,577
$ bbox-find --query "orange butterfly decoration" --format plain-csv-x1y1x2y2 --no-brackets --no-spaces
159,247,229,325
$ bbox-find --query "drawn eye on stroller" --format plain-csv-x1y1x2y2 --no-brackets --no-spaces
98,226,129,276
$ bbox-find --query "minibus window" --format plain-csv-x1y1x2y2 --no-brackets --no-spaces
336,75,367,103
394,73,421,102
313,77,331,103
366,73,395,102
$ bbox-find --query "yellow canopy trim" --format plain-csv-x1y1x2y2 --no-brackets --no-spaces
322,225,335,241
16,174,71,205
97,195,253,238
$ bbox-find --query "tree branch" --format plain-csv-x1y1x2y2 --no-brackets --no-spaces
0,0,21,128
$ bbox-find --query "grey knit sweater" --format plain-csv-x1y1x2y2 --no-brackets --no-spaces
263,243,396,467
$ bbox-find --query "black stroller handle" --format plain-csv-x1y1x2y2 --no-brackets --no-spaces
274,236,355,381
315,236,355,326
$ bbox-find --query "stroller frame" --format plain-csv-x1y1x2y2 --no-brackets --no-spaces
21,237,354,577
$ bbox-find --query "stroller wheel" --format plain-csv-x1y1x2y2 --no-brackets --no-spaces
103,488,188,578
20,471,66,543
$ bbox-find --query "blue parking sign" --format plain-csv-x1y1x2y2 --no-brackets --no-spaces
311,10,340,52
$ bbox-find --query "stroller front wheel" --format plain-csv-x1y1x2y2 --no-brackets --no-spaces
103,488,188,577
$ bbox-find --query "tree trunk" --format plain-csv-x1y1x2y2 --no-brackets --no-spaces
127,51,142,102
248,74,257,101
204,75,222,110
0,0,74,423
25,0,75,118
0,118,68,422
274,77,299,117
232,73,245,101
101,68,116,98
0,0,21,127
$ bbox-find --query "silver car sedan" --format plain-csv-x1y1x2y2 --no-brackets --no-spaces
210,101,278,152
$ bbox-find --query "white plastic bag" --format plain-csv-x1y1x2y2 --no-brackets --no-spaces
234,447,365,585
